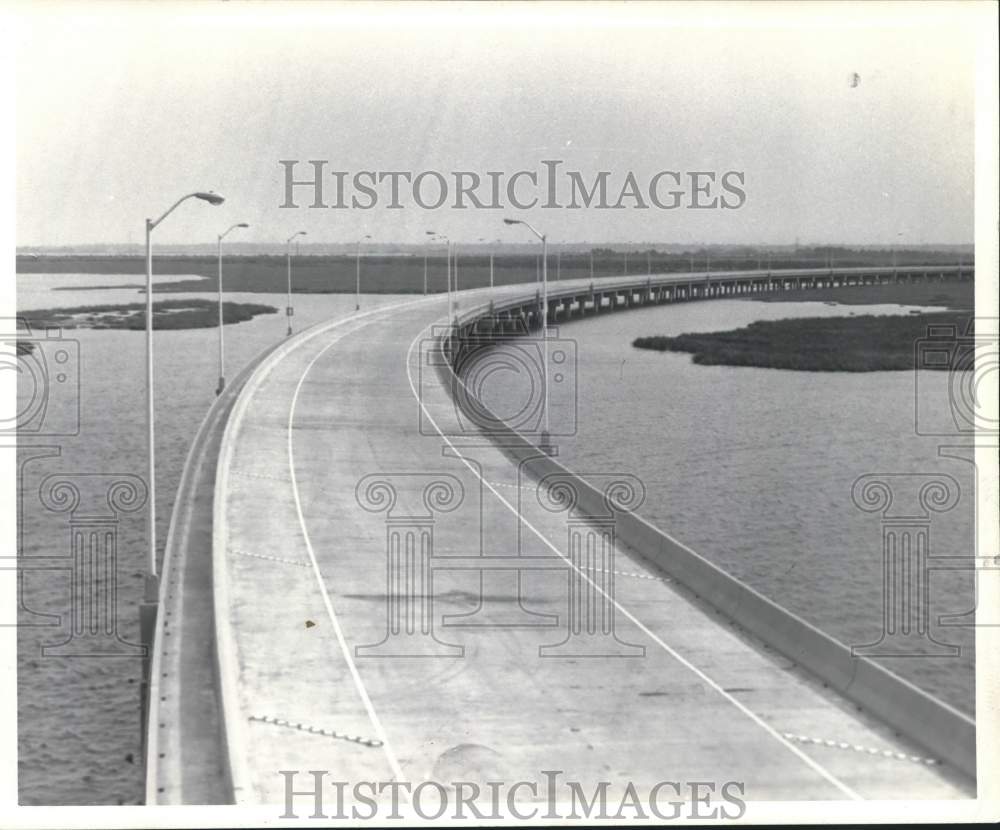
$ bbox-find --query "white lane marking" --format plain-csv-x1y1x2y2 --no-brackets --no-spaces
403,321,864,802
219,298,436,804
287,314,425,787
221,296,440,800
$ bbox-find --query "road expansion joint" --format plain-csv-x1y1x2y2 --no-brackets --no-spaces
249,714,384,748
779,732,939,766
232,548,311,568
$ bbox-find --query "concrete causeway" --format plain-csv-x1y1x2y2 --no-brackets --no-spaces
148,267,976,807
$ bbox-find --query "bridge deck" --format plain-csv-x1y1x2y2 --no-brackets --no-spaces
167,273,973,806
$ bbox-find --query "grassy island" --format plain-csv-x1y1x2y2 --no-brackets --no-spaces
633,311,973,372
22,298,277,331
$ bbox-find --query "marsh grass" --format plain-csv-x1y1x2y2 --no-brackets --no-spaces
23,298,277,330
633,312,974,372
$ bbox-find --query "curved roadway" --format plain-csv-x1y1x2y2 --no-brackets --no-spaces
204,275,971,808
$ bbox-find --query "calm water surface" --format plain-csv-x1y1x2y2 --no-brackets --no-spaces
15,277,975,804
480,298,975,714
15,274,411,805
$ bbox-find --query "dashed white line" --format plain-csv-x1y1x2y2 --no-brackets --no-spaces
404,318,864,802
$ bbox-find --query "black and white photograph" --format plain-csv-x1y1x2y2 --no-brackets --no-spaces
2,1,998,825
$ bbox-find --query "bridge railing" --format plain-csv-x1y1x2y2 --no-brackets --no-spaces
432,265,976,780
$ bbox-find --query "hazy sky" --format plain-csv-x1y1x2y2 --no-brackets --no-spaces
14,2,980,247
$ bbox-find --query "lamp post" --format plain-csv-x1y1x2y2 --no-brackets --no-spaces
479,237,499,289
503,217,551,450
356,233,371,311
216,222,249,395
423,240,429,295
427,230,452,317
143,191,224,590
286,231,307,336
589,249,594,280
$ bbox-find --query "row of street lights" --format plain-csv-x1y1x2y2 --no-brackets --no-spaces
144,194,555,588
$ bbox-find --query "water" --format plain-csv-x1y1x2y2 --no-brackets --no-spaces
14,277,976,804
480,299,975,714
14,274,410,805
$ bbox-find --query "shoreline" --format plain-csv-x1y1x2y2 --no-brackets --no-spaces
634,280,973,372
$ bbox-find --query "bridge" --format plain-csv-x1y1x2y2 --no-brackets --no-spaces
144,264,976,808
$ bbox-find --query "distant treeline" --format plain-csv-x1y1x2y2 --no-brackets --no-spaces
16,247,974,296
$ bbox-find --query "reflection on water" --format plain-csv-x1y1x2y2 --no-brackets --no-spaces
481,299,975,715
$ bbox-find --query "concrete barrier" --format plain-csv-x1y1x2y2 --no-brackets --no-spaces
439,291,976,782
144,338,283,804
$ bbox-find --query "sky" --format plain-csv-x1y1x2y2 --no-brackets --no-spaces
13,2,982,248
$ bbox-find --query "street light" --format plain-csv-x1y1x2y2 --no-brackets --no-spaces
423,237,430,295
216,222,249,394
144,190,224,587
356,234,372,311
480,237,501,288
503,217,551,449
427,230,452,318
286,231,307,336
492,239,501,288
